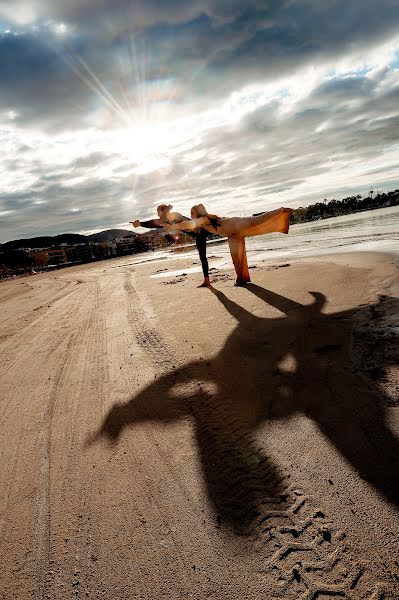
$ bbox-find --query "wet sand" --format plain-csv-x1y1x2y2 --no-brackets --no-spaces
0,251,398,599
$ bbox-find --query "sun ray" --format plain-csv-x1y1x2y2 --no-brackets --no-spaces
63,51,132,126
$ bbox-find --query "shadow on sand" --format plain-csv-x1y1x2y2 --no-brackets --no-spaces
90,285,399,534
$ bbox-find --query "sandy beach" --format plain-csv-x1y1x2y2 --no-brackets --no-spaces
0,249,398,599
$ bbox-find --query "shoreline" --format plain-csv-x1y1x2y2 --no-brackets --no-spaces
2,205,398,283
148,246,399,292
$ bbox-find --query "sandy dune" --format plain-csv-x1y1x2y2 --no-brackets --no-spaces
0,251,398,599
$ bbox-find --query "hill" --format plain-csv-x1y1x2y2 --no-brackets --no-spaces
87,229,133,243
0,229,133,251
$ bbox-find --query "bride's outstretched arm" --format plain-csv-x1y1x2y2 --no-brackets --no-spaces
164,216,209,232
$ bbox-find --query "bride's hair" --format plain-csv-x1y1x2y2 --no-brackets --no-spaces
191,203,221,229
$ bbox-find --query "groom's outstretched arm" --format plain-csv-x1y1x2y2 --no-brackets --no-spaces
131,212,190,229
131,218,163,228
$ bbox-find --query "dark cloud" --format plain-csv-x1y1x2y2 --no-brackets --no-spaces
0,174,136,241
69,152,118,170
1,1,399,130
311,76,376,101
0,1,263,33
132,1,399,98
0,31,95,130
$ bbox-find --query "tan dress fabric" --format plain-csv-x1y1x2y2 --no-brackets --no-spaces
169,207,293,284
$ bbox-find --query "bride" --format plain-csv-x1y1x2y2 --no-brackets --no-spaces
164,204,292,285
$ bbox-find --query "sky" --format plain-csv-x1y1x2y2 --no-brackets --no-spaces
1,1,399,242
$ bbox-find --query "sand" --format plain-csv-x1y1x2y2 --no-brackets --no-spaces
0,250,398,599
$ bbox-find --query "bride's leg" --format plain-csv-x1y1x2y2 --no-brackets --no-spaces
237,207,292,237
228,236,251,285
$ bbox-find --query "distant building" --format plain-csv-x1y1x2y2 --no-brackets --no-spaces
64,244,93,263
29,247,67,266
139,231,169,249
113,234,142,254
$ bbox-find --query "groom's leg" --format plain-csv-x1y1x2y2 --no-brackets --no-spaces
195,231,209,279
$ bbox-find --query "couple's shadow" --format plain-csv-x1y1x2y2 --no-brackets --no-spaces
90,284,399,533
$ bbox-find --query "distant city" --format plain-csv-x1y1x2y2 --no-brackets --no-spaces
0,228,195,280
1,189,398,280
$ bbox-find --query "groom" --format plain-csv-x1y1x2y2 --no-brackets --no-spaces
131,204,211,287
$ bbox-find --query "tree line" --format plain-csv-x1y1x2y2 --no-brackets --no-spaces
291,188,399,223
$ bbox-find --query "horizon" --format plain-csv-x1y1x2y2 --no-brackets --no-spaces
2,189,397,246
1,1,399,242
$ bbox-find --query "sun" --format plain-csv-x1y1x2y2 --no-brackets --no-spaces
114,119,184,173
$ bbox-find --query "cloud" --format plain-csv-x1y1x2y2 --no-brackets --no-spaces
1,1,399,241
1,1,399,130
0,31,96,131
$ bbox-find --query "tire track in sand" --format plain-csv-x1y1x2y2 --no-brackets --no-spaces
32,279,109,599
122,272,207,598
34,337,73,599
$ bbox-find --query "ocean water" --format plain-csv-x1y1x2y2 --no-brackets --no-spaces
238,205,399,261
130,206,399,277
